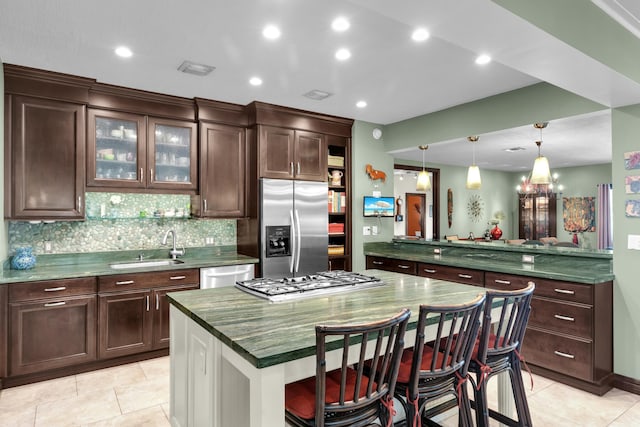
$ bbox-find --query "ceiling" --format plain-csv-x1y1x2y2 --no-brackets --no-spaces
0,0,637,170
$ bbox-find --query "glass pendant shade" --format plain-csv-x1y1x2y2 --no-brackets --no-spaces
466,165,482,189
416,170,431,191
530,155,551,184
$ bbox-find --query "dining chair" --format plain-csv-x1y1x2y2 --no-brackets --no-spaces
394,293,486,427
285,308,411,427
469,282,535,427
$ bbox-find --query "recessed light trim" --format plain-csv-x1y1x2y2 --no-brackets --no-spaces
262,25,281,40
115,46,133,58
332,17,350,32
303,89,332,101
356,100,367,108
504,147,526,153
177,60,215,76
475,54,492,65
249,76,263,86
412,28,430,42
335,48,351,61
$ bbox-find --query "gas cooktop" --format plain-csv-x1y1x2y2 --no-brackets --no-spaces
235,271,384,302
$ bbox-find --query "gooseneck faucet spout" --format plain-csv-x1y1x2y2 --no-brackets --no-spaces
162,229,185,260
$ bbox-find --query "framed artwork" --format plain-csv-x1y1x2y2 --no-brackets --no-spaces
563,197,595,232
625,176,640,194
625,200,640,217
624,151,640,170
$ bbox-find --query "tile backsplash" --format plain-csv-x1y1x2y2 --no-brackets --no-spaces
8,193,236,254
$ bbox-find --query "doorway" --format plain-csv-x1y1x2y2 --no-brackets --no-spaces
393,164,440,240
406,193,426,237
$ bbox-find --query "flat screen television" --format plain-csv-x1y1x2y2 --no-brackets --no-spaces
363,196,395,217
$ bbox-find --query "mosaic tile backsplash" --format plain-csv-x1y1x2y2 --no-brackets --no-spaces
8,193,237,254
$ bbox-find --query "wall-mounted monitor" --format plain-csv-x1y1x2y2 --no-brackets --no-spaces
363,196,395,217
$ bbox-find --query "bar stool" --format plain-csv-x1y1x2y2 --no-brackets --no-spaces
394,294,486,427
469,283,535,427
285,308,411,427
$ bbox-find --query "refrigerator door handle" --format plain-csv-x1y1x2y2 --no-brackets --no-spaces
289,209,296,274
294,209,302,273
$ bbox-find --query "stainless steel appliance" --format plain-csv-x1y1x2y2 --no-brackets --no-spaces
236,271,383,302
200,264,254,289
261,178,328,278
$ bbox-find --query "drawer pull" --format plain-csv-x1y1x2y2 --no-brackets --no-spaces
458,274,472,279
146,295,150,311
44,301,66,307
554,314,575,322
44,286,66,292
494,279,511,285
554,288,575,295
116,280,135,285
554,350,575,359
423,269,437,274
156,294,160,310
372,261,384,265
170,275,187,280
398,265,411,269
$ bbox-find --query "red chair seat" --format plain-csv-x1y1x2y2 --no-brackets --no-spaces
396,345,452,384
285,367,376,420
437,333,506,361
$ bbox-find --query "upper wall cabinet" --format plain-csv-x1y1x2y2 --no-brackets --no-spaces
87,83,197,193
4,65,92,220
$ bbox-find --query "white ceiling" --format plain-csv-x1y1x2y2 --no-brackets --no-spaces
1,0,637,170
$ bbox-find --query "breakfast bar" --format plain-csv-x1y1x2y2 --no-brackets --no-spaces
168,270,502,427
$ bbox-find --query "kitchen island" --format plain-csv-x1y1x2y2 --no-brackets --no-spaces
167,270,497,427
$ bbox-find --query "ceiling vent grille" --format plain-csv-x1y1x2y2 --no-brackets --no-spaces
592,0,640,39
177,61,215,76
303,89,332,100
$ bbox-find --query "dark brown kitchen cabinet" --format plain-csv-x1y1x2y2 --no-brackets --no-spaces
366,256,417,275
87,109,197,192
8,278,97,376
258,125,327,181
417,262,484,286
98,270,199,359
198,122,247,217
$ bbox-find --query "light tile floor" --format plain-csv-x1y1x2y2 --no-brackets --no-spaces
0,356,638,426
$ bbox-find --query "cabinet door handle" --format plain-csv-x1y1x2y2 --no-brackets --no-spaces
372,261,384,265
554,288,575,295
458,274,473,279
44,301,66,307
203,199,208,212
494,279,511,285
78,196,82,210
156,294,160,310
554,350,575,359
554,314,575,322
423,269,437,274
150,168,153,182
397,264,410,269
297,162,300,175
140,168,144,180
170,275,186,280
116,280,135,285
44,286,66,292
146,295,150,311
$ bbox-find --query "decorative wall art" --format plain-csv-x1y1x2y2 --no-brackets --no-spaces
624,151,640,170
365,164,387,182
563,197,596,232
467,194,484,223
447,188,453,228
625,176,640,194
625,200,640,218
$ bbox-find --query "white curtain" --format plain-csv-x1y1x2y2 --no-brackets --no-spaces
597,183,613,249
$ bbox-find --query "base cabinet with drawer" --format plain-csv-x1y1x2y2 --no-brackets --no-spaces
366,256,416,275
417,262,484,286
98,269,199,359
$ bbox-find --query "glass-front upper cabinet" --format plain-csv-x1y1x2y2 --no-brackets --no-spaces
87,110,197,191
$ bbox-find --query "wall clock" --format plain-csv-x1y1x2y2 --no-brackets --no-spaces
467,194,484,223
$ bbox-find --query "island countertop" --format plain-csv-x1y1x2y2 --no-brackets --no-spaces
167,269,486,369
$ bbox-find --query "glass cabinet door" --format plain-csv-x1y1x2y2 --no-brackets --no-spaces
87,110,146,188
148,119,197,190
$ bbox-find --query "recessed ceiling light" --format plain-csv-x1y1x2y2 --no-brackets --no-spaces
475,54,492,65
262,25,281,40
332,17,350,32
356,100,367,108
303,89,332,100
411,28,430,42
335,48,351,61
504,147,526,152
249,76,263,86
115,46,133,58
177,60,215,76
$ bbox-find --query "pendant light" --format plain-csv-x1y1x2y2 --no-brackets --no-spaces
466,136,481,189
416,145,431,191
530,122,551,184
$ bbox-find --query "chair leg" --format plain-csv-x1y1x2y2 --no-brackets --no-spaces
473,373,490,427
510,358,533,427
458,383,474,427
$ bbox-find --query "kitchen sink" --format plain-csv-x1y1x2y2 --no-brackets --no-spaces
109,259,185,269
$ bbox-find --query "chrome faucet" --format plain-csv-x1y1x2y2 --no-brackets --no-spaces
162,229,185,260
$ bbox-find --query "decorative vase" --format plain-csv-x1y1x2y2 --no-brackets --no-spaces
490,225,503,240
572,233,579,245
12,246,36,270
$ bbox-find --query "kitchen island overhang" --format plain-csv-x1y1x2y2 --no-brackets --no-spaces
167,270,511,427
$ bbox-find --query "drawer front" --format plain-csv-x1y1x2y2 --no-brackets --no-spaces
9,277,97,302
485,272,532,290
366,256,416,275
522,327,593,382
99,269,199,293
533,278,593,305
417,263,484,286
529,297,593,339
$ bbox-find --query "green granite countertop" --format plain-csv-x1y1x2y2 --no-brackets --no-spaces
365,241,613,284
168,269,485,369
0,246,258,284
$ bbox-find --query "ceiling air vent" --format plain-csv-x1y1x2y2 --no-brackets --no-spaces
177,61,215,76
303,89,332,101
592,0,640,39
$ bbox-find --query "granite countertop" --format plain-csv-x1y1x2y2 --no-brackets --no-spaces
365,241,614,284
0,246,258,284
168,269,486,369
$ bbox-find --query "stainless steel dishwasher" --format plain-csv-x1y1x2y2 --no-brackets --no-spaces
200,264,255,288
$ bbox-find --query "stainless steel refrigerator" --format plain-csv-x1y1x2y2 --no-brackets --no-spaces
260,178,328,278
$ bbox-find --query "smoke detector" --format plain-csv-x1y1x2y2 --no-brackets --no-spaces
177,61,215,76
303,90,332,100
